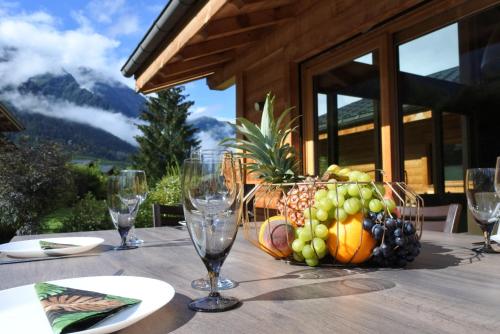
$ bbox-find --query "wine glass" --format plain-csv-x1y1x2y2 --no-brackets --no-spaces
491,157,500,243
189,149,239,291
495,157,500,195
182,154,242,312
107,176,137,250
120,170,148,246
465,168,500,253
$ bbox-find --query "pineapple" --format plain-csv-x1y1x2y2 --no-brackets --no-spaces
222,93,318,226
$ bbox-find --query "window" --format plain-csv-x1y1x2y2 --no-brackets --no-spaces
397,5,500,194
313,52,381,177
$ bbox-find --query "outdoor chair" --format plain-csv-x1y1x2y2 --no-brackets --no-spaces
399,204,462,233
152,204,185,227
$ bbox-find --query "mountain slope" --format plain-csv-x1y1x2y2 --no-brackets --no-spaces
188,116,235,142
8,109,136,161
2,69,234,160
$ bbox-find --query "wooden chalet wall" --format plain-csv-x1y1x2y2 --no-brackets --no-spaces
208,0,424,176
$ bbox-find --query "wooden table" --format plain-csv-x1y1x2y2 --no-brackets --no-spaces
1,228,500,334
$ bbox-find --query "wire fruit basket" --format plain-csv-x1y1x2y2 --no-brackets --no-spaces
242,179,424,267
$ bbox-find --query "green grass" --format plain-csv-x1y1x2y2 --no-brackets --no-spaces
71,155,130,170
39,207,72,233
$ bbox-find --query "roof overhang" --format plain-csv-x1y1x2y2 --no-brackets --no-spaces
0,102,24,132
123,0,298,93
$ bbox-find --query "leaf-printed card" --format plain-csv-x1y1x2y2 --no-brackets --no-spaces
39,241,78,250
35,282,141,334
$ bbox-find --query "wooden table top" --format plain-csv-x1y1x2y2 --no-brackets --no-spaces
1,227,500,334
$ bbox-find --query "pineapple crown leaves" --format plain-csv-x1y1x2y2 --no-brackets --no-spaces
221,92,301,183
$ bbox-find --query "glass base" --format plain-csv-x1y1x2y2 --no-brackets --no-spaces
113,244,138,250
191,277,238,291
188,295,240,312
128,238,144,246
473,244,500,253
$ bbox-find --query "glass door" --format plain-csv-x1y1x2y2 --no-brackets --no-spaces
313,52,382,178
395,4,500,227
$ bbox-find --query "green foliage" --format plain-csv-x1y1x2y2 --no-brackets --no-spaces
69,164,108,200
135,165,182,227
148,164,182,205
133,87,200,183
135,198,153,228
0,141,73,240
39,207,73,233
221,92,300,183
59,193,111,232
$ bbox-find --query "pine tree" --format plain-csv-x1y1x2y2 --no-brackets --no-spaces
133,87,200,183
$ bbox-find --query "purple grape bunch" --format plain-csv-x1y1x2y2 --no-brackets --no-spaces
363,212,421,267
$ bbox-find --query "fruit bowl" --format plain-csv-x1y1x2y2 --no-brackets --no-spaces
242,177,424,268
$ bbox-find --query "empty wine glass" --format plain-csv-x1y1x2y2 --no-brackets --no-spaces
495,157,500,195
492,158,500,243
120,170,148,246
465,168,500,253
182,154,242,312
189,149,238,291
107,176,136,250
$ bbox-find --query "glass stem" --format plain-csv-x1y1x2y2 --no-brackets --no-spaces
481,223,494,249
208,270,220,297
484,229,492,249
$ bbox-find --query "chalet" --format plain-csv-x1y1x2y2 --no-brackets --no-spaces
123,0,500,231
0,102,23,147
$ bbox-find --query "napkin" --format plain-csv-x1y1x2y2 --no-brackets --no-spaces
35,282,141,334
39,241,78,250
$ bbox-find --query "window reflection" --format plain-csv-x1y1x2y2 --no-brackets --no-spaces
398,5,500,195
314,52,380,177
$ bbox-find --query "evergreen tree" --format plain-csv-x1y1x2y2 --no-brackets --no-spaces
134,87,200,182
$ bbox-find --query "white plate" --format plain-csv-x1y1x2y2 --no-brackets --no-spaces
0,237,104,258
0,276,175,334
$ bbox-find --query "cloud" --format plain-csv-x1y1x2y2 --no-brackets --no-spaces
191,106,207,115
0,9,128,89
196,131,226,151
107,14,140,37
80,0,140,38
1,90,141,145
87,0,126,24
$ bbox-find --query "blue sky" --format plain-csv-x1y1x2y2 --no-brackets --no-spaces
0,0,235,122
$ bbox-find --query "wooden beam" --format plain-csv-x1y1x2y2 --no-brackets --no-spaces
139,66,221,94
230,0,268,9
208,46,284,89
379,33,400,182
203,5,295,40
136,0,230,91
180,29,265,60
209,0,422,89
158,52,234,77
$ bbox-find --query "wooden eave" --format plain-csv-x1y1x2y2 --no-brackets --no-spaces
134,0,299,93
0,103,23,132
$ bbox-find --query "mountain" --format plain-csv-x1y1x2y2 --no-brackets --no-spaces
3,70,145,161
18,72,111,111
188,116,235,142
2,69,234,161
11,112,135,161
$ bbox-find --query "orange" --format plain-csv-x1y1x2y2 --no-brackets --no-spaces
327,212,376,264
258,216,294,258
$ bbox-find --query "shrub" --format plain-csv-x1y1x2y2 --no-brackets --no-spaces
69,163,108,200
59,193,111,232
135,164,182,227
0,141,73,240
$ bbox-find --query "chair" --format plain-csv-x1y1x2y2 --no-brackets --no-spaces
399,204,462,233
152,204,185,227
